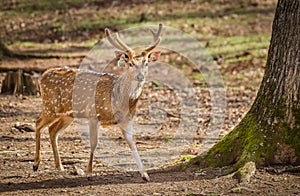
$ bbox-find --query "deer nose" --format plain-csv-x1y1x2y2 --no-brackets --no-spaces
136,73,144,81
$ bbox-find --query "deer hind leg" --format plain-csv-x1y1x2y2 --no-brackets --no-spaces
33,115,56,171
121,121,150,182
86,117,99,175
48,116,73,171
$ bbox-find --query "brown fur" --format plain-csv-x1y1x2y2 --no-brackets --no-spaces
39,67,139,125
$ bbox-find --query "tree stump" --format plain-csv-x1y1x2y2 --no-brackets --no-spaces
1,70,40,96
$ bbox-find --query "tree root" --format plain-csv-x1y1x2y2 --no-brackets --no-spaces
233,161,256,183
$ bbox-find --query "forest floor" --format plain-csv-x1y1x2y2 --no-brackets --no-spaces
0,0,300,195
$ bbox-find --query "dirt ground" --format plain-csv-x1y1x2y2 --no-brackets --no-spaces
0,95,300,195
0,96,300,195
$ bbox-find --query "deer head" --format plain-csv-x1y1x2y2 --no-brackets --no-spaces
105,24,163,86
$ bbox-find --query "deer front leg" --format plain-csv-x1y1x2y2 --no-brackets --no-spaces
33,116,57,171
121,121,150,182
86,117,99,175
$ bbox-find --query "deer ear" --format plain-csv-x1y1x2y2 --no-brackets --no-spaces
148,51,161,62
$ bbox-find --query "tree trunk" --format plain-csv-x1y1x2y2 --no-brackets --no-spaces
190,0,300,170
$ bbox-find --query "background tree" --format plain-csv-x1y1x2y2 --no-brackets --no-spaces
190,0,300,170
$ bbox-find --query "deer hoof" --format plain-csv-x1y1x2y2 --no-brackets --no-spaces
33,164,39,171
141,172,150,182
86,173,94,181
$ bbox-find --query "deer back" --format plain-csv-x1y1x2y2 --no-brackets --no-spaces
40,67,140,126
40,68,76,117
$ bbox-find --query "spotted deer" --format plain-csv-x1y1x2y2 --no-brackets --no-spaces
33,24,163,181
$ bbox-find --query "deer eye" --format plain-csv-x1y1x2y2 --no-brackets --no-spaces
124,53,129,59
128,62,134,67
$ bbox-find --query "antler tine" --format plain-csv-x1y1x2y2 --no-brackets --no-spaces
115,34,133,52
145,24,163,52
105,28,124,51
105,28,132,52
150,23,163,41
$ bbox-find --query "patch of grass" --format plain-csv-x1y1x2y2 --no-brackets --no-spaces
3,0,86,12
207,34,270,64
182,156,191,162
207,194,218,196
10,40,95,53
190,72,205,83
232,187,242,193
12,41,61,49
1,0,275,38
78,17,129,31
165,135,173,143
186,192,195,196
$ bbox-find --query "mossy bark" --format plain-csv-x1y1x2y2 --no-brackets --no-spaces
189,0,300,171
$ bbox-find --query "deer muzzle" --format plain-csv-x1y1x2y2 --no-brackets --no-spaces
136,73,145,82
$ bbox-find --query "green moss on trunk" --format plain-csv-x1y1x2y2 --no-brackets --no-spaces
187,104,300,172
190,114,271,171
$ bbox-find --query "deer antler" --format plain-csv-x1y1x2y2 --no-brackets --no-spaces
105,24,162,53
105,28,133,52
145,23,163,52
